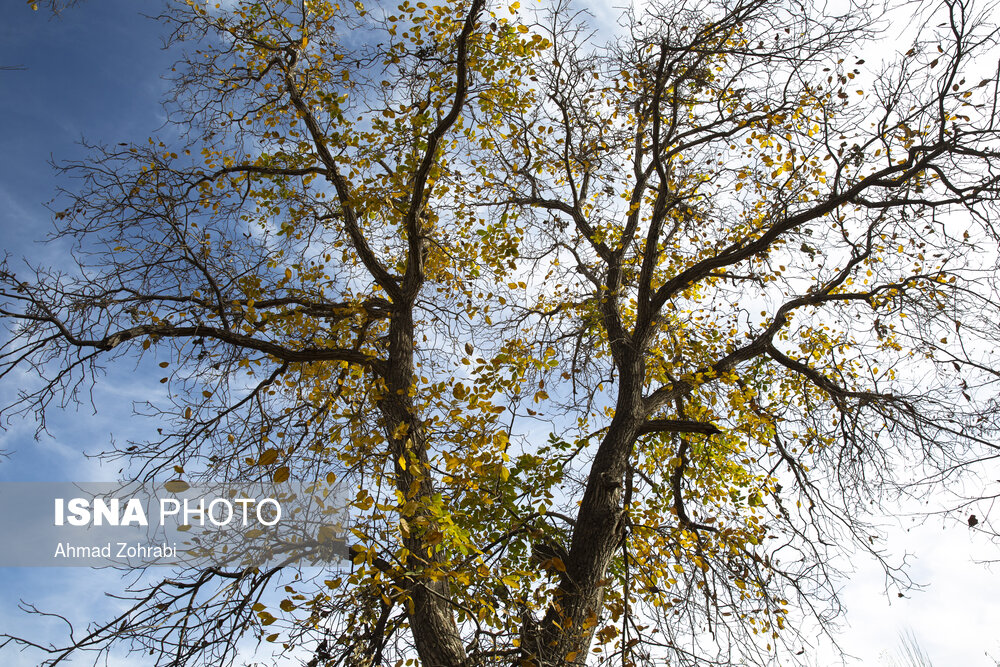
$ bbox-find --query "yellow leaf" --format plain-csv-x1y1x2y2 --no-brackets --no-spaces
273,466,290,484
164,479,190,493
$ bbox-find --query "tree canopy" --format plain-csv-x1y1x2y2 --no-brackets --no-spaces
2,0,1000,665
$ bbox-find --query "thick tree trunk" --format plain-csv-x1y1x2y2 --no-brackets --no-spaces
532,352,645,665
381,309,468,667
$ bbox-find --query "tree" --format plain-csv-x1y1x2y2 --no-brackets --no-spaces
2,0,999,665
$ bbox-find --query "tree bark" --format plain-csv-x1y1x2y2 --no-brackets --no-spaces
532,350,645,665
382,307,468,667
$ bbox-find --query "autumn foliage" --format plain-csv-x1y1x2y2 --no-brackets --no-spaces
3,0,1000,665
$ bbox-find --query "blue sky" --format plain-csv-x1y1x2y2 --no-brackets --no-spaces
0,1,999,666
0,0,176,480
0,4,182,664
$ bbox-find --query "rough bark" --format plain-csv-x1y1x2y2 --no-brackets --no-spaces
532,347,645,665
382,308,469,667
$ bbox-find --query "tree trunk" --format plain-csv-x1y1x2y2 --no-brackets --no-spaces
381,308,468,667
532,352,645,665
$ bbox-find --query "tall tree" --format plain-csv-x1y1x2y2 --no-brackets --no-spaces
481,0,1000,662
2,0,1000,666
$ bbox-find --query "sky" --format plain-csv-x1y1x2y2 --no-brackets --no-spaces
0,1,999,666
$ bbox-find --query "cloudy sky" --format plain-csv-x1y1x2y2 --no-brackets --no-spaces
0,1,998,665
